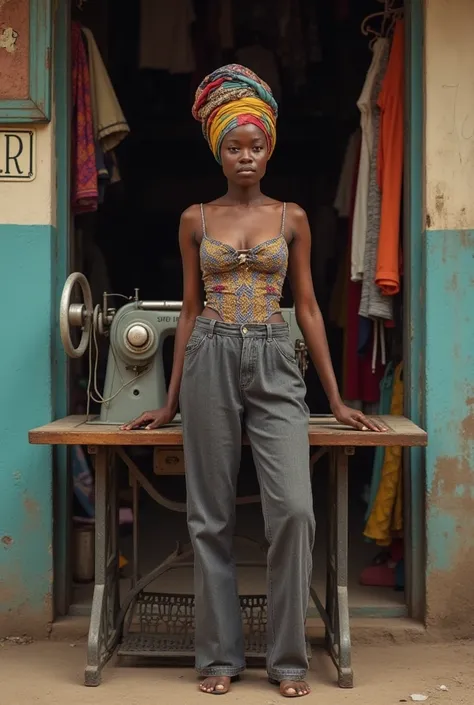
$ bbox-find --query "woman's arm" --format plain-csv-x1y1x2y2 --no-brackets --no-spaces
122,206,203,430
286,203,386,432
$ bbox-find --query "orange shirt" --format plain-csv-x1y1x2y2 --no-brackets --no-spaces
375,20,404,296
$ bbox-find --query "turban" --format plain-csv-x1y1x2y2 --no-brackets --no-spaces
192,64,278,164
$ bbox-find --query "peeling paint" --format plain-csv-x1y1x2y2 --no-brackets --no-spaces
435,192,445,216
0,28,18,54
1,536,13,547
425,229,474,630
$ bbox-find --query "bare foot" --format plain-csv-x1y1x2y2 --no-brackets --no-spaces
199,676,232,694
270,678,311,697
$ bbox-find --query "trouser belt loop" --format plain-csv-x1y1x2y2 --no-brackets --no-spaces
207,319,217,338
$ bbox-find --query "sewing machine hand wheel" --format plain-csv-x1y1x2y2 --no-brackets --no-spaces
60,272,93,358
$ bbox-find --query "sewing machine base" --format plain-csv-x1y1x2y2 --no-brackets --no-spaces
29,415,427,689
82,444,350,689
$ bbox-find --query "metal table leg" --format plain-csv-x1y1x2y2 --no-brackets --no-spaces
84,446,120,686
310,446,353,688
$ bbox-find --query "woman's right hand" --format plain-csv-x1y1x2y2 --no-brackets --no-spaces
120,407,175,431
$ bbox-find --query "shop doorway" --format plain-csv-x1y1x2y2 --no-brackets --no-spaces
53,0,424,623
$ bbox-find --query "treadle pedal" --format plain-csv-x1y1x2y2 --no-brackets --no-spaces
117,592,311,664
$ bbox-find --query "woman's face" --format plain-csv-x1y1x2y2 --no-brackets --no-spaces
220,123,270,186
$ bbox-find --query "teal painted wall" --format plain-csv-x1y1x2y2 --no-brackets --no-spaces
425,229,474,633
0,224,54,636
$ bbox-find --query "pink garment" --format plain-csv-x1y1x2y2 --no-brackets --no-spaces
71,22,98,213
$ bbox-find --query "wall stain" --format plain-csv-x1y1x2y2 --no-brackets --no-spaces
435,192,445,216
0,570,53,638
461,410,474,441
1,536,13,547
428,393,474,631
446,273,458,292
22,496,41,531
23,496,40,517
427,546,474,635
453,208,468,231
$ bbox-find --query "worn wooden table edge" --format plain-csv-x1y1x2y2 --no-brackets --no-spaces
29,415,428,448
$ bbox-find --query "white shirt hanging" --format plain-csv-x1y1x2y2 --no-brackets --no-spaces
350,38,388,281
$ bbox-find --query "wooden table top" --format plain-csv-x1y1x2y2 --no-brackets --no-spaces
29,415,427,448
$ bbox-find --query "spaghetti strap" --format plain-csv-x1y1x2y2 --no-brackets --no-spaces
200,203,207,239
280,202,287,237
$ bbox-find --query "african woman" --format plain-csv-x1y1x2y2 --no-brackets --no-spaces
124,65,386,698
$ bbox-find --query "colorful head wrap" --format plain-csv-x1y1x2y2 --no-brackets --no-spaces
192,64,278,164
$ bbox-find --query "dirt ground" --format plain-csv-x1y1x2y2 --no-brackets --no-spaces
0,640,473,705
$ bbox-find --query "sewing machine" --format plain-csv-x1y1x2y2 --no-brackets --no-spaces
60,272,307,424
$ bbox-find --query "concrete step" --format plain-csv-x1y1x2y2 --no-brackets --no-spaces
49,614,427,646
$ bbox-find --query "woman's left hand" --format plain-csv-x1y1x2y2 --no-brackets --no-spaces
330,401,388,432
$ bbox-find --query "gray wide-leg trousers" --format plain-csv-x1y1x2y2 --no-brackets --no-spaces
180,316,315,682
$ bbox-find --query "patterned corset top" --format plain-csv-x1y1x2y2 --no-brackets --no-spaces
199,203,289,324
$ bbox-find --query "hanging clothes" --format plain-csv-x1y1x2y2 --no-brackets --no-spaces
71,22,97,214
365,362,395,522
375,19,404,296
364,362,404,546
81,28,130,154
139,0,196,74
344,300,386,402
351,39,388,282
334,129,361,218
343,136,385,404
359,38,393,320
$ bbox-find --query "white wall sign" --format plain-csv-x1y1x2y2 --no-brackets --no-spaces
0,129,35,181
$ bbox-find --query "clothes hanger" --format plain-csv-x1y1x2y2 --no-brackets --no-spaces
361,3,404,41
382,7,404,37
369,35,379,51
361,12,384,38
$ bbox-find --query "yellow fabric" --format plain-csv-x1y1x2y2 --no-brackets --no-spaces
208,97,277,160
364,362,404,546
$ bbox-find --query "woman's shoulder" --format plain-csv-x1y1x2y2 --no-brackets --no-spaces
181,203,202,222
180,204,204,233
284,202,309,227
